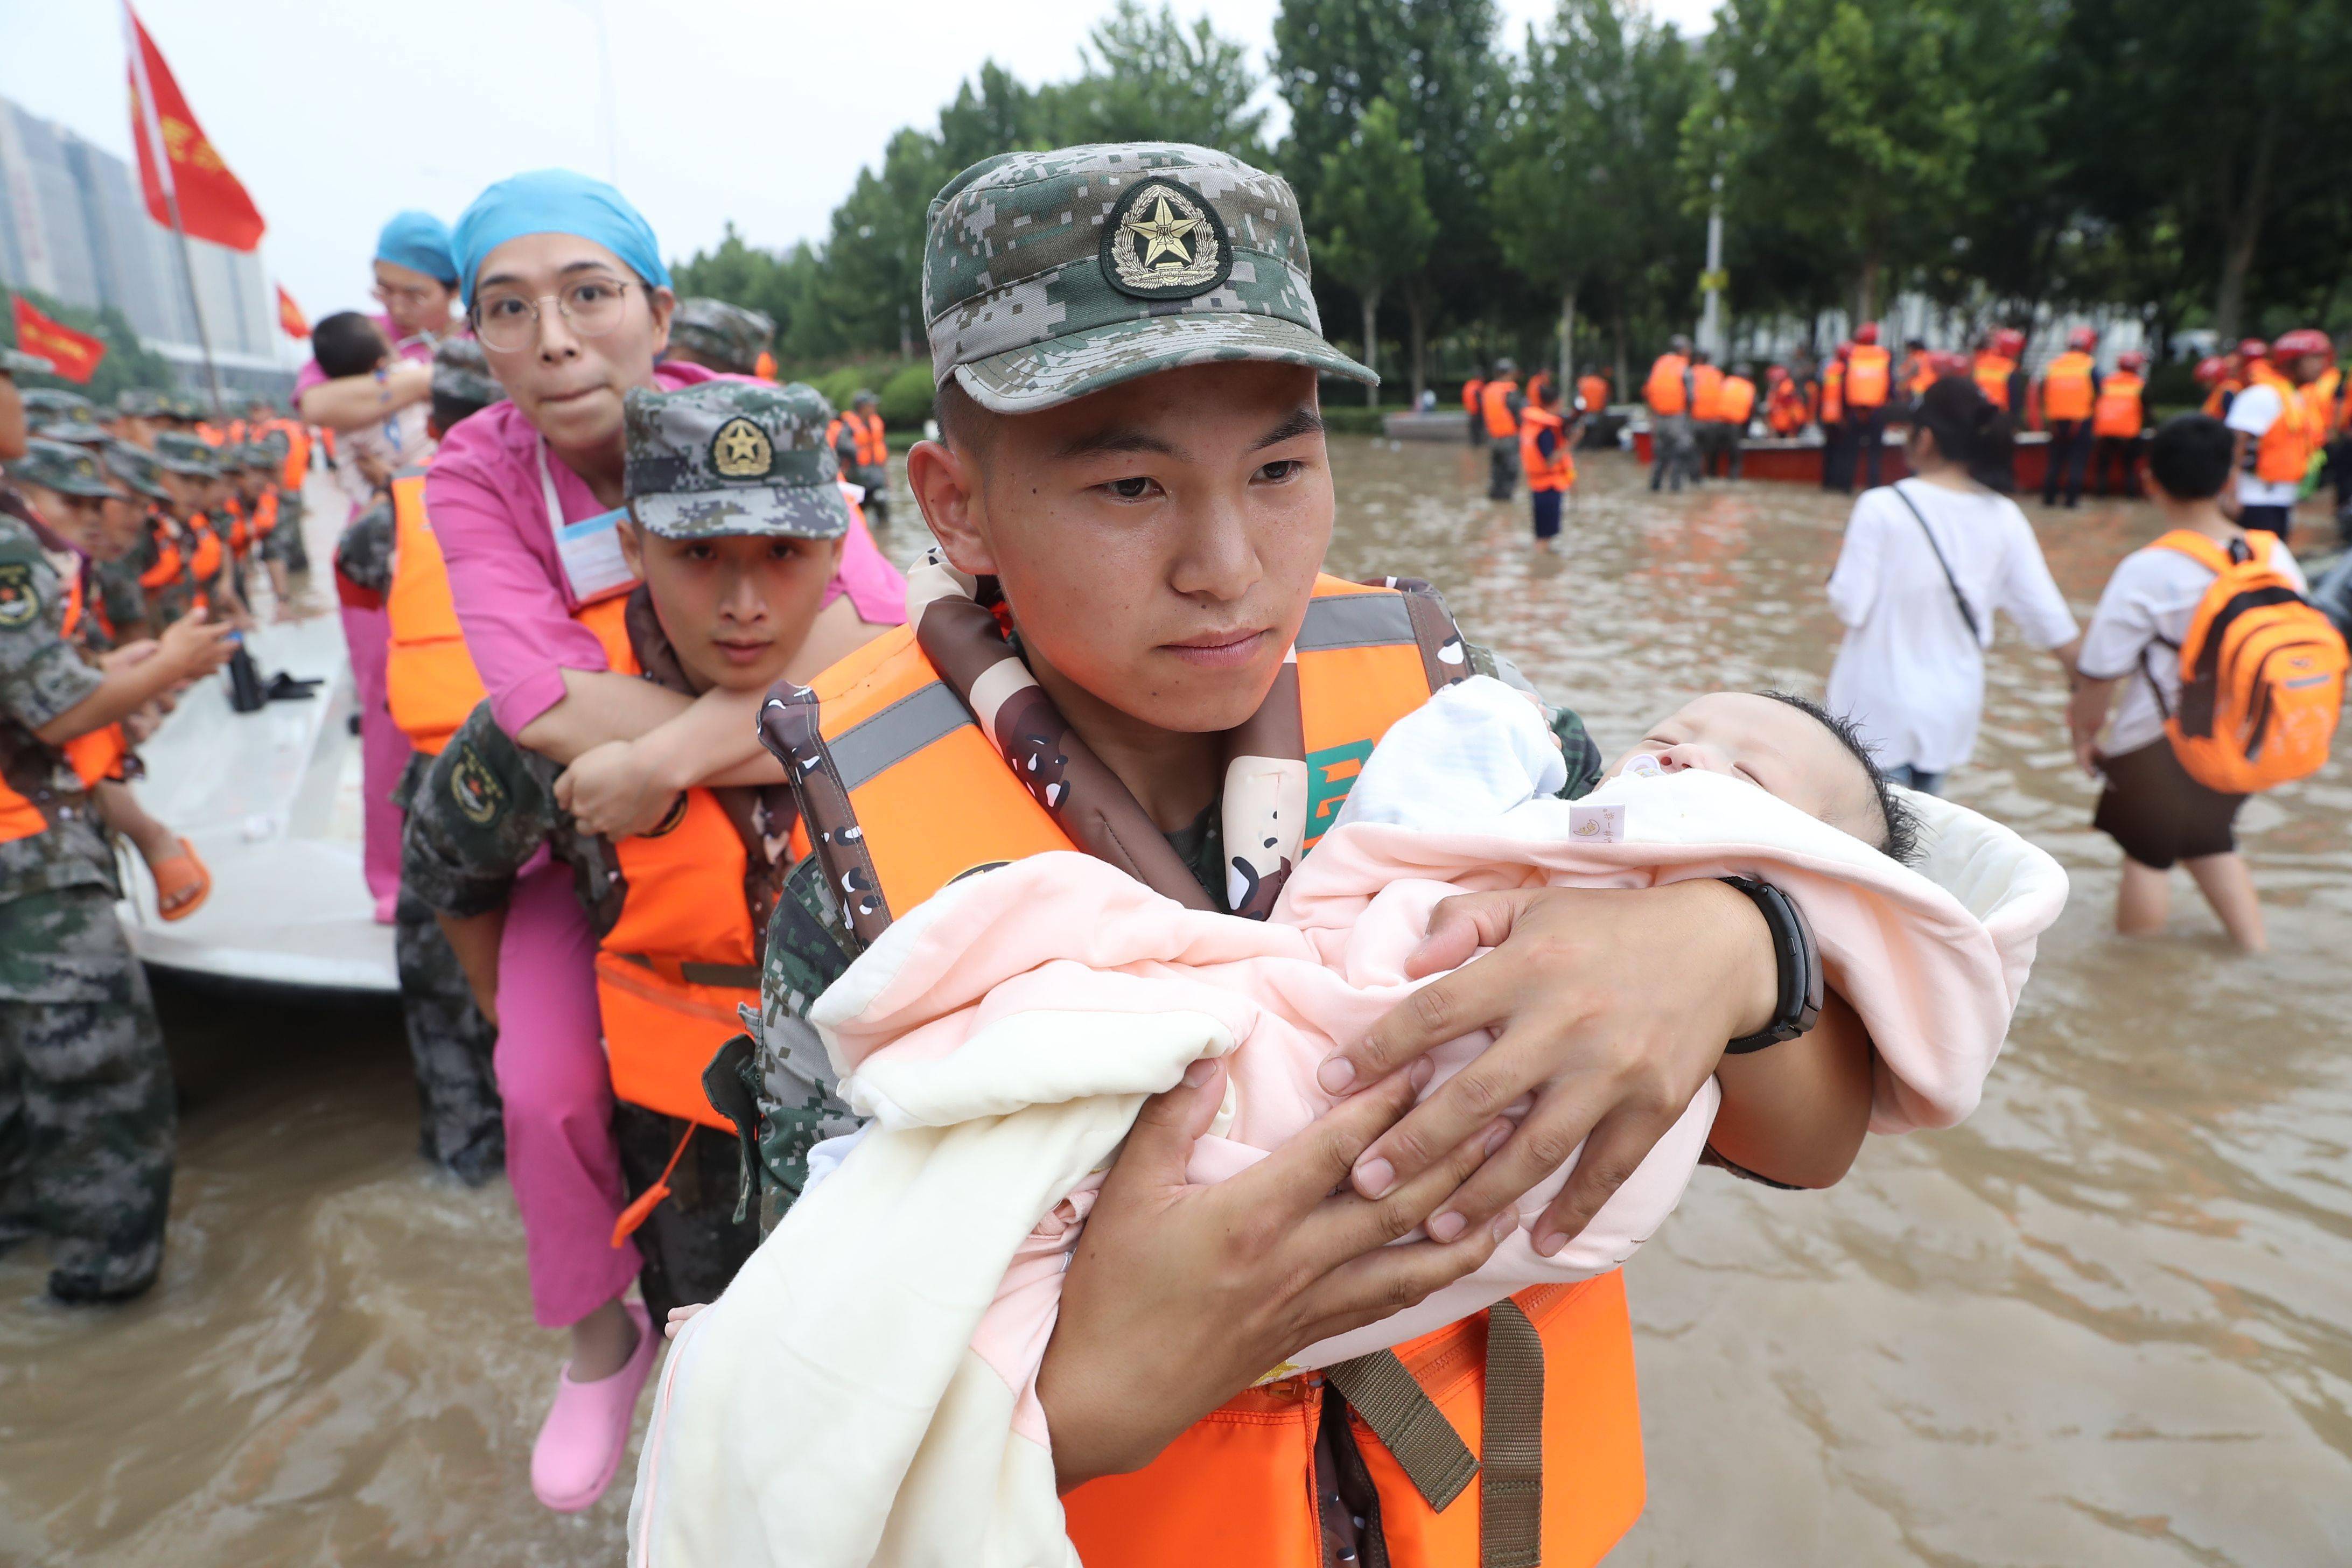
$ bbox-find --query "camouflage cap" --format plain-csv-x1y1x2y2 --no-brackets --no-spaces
622,380,851,540
167,395,207,422
23,389,93,421
152,431,219,476
923,142,1374,415
32,418,111,447
669,298,775,376
431,336,505,411
102,440,171,502
2,346,53,376
5,438,118,499
115,387,172,418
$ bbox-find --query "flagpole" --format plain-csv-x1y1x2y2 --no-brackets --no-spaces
124,2,226,421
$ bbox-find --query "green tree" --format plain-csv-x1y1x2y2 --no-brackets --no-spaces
1316,99,1438,404
815,129,955,359
1688,0,2042,322
1274,0,1508,392
1040,2,1269,157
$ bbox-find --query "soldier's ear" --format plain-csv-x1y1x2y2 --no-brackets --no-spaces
617,514,646,578
907,437,996,578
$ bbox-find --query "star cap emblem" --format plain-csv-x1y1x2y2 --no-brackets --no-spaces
1101,178,1232,300
709,415,775,480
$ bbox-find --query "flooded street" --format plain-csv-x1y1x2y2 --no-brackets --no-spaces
4,437,2347,1565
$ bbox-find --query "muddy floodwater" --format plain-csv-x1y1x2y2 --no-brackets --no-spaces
4,438,2347,1566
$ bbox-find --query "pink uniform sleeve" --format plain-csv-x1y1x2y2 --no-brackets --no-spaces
425,437,613,738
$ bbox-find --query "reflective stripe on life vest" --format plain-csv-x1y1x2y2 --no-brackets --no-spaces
2092,373,2145,438
1518,407,1574,492
2041,351,2096,421
773,572,1646,1565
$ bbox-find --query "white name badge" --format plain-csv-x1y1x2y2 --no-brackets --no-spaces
538,440,638,605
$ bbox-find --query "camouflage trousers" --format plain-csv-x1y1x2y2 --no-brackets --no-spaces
0,886,175,1303
614,1102,759,1324
393,884,505,1186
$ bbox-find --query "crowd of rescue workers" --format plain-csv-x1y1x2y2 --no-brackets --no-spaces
2,140,2345,1566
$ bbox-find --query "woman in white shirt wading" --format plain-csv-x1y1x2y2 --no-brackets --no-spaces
1825,376,2083,793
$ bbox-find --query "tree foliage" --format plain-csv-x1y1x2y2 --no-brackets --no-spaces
1317,99,1438,403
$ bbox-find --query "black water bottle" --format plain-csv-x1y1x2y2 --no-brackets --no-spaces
226,637,265,713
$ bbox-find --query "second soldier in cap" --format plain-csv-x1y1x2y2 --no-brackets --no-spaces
664,298,775,379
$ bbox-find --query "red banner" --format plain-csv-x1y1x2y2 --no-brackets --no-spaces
276,284,310,339
124,3,265,252
10,296,108,384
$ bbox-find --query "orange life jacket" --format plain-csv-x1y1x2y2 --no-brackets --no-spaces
1688,363,1726,421
1843,345,1891,409
2200,379,2241,420
1576,373,1608,414
2246,363,2324,486
2040,351,2096,422
591,633,760,1134
383,470,632,755
197,423,226,447
2306,366,2345,437
1819,361,1846,423
185,516,223,584
783,576,1647,1568
1718,374,1757,425
1,563,126,846
250,489,279,538
1902,351,1935,399
137,513,183,591
1518,406,1574,492
2092,373,2145,439
224,498,249,556
1642,353,1689,416
1973,353,2016,411
1479,378,1520,438
1461,378,1483,413
838,408,887,468
2152,529,2347,792
270,419,312,491
1765,376,1808,435
753,349,777,382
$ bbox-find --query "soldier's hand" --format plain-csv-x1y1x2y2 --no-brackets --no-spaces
158,610,238,679
555,739,675,838
100,638,159,672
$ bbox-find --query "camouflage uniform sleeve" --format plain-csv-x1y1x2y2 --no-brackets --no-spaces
1462,638,1605,799
333,499,396,596
746,850,865,1230
96,559,148,640
0,537,104,730
401,702,559,917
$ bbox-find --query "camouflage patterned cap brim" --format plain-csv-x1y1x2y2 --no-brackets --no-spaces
629,482,850,542
1,347,54,375
954,310,1375,415
152,452,215,476
33,419,112,446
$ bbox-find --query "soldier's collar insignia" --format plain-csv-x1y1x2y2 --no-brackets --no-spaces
710,416,775,480
1102,178,1231,302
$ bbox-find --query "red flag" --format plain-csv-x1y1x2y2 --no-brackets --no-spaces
276,284,310,339
10,296,108,385
124,3,265,252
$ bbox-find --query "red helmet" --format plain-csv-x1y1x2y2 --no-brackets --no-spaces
2116,350,2147,373
2067,325,2097,351
2272,327,2333,359
2237,338,2269,360
1853,322,1879,346
1835,341,1853,361
2193,355,2225,385
1993,328,2026,358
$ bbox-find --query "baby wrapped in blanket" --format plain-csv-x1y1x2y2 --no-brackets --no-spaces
631,678,2068,1568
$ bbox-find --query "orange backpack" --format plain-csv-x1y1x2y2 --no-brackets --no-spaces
2152,530,2348,793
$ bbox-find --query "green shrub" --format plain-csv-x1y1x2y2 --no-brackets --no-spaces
811,366,868,414
878,362,936,428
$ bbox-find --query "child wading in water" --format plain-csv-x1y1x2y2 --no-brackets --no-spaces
2070,413,2346,950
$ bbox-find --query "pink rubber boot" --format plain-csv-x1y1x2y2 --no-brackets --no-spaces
530,1300,655,1512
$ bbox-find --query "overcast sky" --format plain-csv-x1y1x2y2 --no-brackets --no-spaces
1,0,1715,363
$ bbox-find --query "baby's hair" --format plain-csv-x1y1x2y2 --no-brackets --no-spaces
1758,690,1922,866
312,311,390,380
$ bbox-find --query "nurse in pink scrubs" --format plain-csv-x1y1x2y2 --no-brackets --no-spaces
427,170,901,1511
300,211,467,918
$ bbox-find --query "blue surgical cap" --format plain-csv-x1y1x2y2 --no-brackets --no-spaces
374,210,459,285
451,170,671,308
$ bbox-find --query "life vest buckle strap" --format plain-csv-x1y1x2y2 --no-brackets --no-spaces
1326,1350,1480,1513
1478,1298,1545,1568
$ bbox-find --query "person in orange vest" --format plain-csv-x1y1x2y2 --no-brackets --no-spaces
1710,361,1758,478
2203,340,2261,421
663,297,774,377
1517,374,1577,549
1899,337,1935,407
2192,355,2230,419
1460,372,1486,447
1762,362,1807,436
1819,341,1853,492
730,145,1886,1568
2226,328,2329,542
1575,367,1609,421
1686,349,1726,483
1841,323,1893,493
2089,349,2148,499
1644,334,1696,492
1479,358,1525,499
1972,327,2027,415
408,380,900,1352
2038,326,2102,508
830,389,892,527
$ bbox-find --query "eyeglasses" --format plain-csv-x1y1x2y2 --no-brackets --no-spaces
471,278,636,353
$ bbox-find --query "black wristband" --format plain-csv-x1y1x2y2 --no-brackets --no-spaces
1718,876,1823,1054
